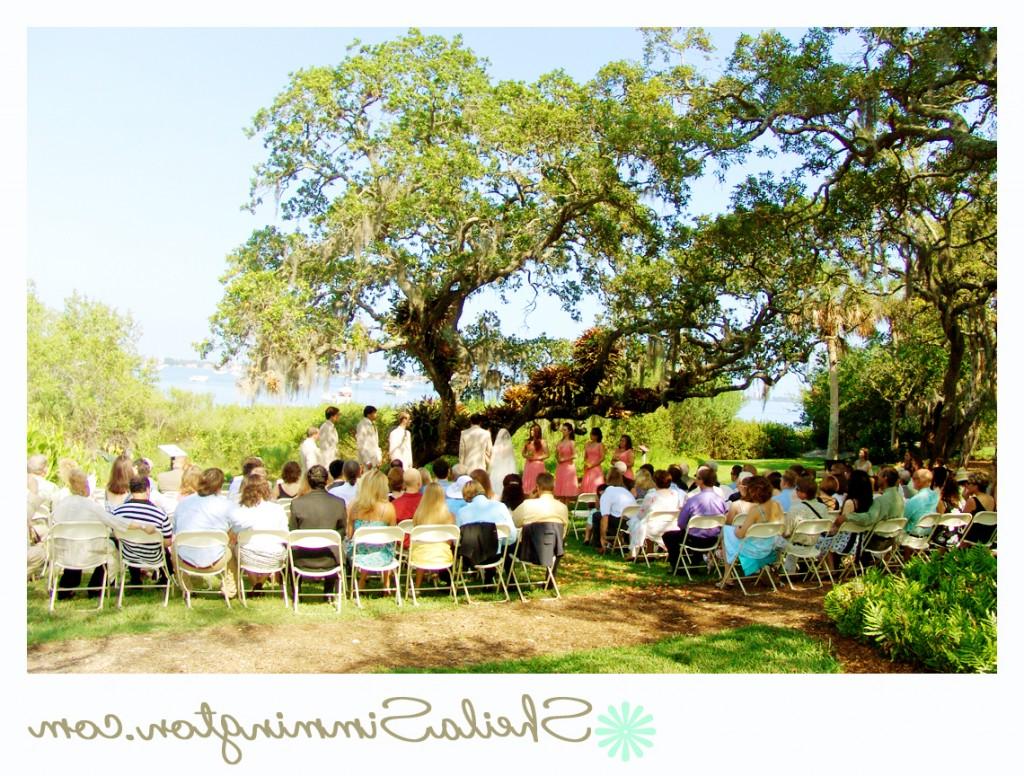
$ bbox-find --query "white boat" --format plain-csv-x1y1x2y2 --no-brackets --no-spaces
321,386,353,403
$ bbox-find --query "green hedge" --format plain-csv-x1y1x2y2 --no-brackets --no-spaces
823,547,997,673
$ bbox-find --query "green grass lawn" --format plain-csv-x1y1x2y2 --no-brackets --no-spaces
396,625,841,674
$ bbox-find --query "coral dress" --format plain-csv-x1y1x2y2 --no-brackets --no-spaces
580,443,605,493
522,442,548,494
553,440,579,499
613,448,635,480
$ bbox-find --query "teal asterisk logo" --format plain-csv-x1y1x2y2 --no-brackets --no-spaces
594,702,655,762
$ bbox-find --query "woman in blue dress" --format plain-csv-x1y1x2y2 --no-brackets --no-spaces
719,475,784,586
346,469,398,591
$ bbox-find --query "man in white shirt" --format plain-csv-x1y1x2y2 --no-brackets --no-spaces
51,469,127,599
388,411,414,469
318,406,341,468
459,414,492,472
598,468,637,553
355,405,383,469
299,427,320,477
512,473,568,529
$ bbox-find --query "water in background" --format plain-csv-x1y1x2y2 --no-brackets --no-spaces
158,364,805,425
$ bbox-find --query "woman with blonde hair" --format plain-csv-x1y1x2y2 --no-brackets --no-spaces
178,465,204,500
409,482,456,587
346,469,398,590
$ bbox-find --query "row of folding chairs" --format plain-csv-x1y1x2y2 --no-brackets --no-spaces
42,519,563,613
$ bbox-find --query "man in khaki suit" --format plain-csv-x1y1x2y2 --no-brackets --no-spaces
459,413,492,472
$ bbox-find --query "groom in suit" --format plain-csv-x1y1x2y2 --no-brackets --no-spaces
459,414,492,472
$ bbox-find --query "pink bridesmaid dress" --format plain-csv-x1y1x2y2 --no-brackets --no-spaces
522,443,548,493
553,440,579,498
614,448,635,480
579,443,605,493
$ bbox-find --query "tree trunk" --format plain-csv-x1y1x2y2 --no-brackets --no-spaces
826,335,841,459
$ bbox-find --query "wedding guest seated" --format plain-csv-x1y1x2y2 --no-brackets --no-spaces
773,470,797,512
511,473,568,529
51,469,127,599
105,454,135,511
409,482,456,587
393,468,423,522
596,468,636,554
329,460,361,507
457,480,517,549
500,473,526,512
432,459,452,490
818,474,840,511
961,471,996,545
273,461,303,500
228,456,264,501
904,468,938,536
664,467,726,570
719,475,784,585
230,473,289,594
444,474,474,518
627,469,681,559
172,468,238,599
289,465,347,598
113,475,174,587
387,466,406,501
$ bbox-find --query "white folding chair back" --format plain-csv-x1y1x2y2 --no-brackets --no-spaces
613,505,640,556
275,498,293,520
236,528,290,608
173,530,232,609
673,515,725,580
861,517,907,572
780,518,834,589
454,523,510,603
287,529,344,612
570,492,598,539
832,518,872,580
897,513,937,562
47,521,113,611
113,526,173,608
350,526,404,608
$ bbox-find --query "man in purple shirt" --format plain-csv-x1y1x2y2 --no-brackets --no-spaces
663,467,727,572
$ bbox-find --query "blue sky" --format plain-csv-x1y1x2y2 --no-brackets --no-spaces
26,26,805,370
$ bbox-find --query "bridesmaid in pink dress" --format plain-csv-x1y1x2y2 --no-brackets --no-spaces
553,423,579,501
579,428,606,493
613,435,635,481
521,424,549,494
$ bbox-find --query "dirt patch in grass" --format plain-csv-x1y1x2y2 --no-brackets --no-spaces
27,583,914,674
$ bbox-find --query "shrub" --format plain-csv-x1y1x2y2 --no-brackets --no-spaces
823,546,997,673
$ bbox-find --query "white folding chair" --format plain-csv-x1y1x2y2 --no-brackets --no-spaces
454,523,511,603
173,530,233,609
288,529,344,613
570,492,597,540
832,519,873,581
860,518,907,573
46,521,114,611
672,515,725,580
236,529,290,608
638,510,681,567
613,505,639,556
396,519,414,565
275,498,293,521
405,524,460,605
113,526,174,608
721,521,785,596
510,522,564,601
961,511,997,549
350,525,404,608
895,513,938,566
779,518,835,589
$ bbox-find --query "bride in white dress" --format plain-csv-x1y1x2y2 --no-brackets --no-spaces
488,428,518,492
